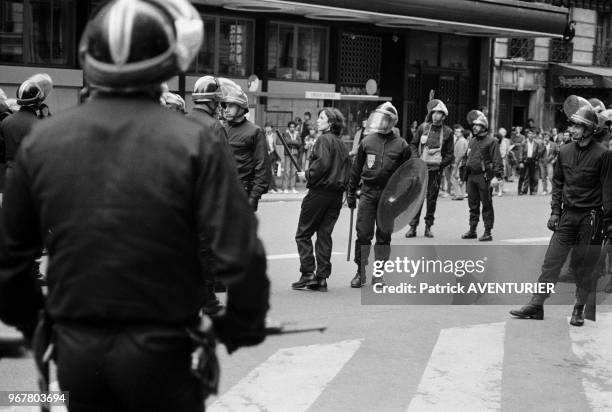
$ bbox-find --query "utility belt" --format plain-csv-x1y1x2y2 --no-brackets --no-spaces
33,313,221,407
561,206,604,243
361,181,386,191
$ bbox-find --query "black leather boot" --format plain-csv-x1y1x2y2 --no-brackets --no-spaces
479,230,493,241
509,304,544,320
405,226,417,238
291,272,314,289
570,304,585,326
306,276,328,292
461,226,477,239
424,225,433,238
350,271,366,288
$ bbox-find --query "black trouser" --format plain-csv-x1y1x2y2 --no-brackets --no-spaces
518,158,538,194
295,189,343,278
354,186,391,274
466,172,494,230
54,323,204,412
536,208,603,303
410,169,442,227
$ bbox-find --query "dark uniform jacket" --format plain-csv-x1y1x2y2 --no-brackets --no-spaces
410,122,454,170
593,128,611,149
226,118,269,200
1,107,38,167
551,138,612,217
466,132,504,178
0,93,269,340
187,106,236,167
349,131,411,194
306,132,350,192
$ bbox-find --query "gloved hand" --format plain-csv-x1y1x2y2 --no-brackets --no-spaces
605,221,612,240
248,197,259,211
212,313,266,354
346,194,356,209
547,214,560,231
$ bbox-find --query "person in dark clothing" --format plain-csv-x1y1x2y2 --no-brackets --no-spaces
291,108,351,292
1,74,51,171
0,2,270,411
219,78,270,211
405,99,454,238
0,99,12,193
592,101,612,149
187,75,233,315
511,95,612,326
518,128,542,195
461,110,504,241
347,102,411,287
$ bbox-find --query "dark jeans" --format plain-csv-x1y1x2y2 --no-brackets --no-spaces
295,189,343,278
354,186,391,274
55,323,204,412
466,172,494,230
537,208,603,303
410,169,442,227
518,158,538,194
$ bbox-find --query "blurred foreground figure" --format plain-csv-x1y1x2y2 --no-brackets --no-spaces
0,1,269,410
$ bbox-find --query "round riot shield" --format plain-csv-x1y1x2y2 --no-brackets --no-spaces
377,158,428,234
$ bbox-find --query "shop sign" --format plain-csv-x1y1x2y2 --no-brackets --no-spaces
557,75,596,88
305,91,341,100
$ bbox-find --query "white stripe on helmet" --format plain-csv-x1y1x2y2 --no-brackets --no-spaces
108,0,136,66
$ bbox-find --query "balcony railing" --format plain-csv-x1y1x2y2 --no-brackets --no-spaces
508,38,534,60
549,38,573,63
593,44,612,67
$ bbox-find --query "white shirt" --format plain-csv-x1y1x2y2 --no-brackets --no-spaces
527,140,534,158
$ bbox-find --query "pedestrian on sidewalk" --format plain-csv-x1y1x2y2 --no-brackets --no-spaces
451,124,468,200
348,102,411,287
510,95,612,326
281,120,302,194
291,108,351,292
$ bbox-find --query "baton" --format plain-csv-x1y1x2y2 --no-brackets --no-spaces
265,322,327,335
275,130,302,172
347,207,354,261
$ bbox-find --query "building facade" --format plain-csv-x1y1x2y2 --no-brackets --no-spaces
492,1,612,133
0,0,568,139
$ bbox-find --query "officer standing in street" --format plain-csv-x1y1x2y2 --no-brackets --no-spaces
405,99,454,238
1,73,51,171
0,1,269,411
187,75,234,312
347,102,411,288
218,78,269,211
461,110,504,241
291,108,351,292
510,96,612,326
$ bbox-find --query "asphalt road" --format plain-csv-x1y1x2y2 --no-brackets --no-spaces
2,187,612,412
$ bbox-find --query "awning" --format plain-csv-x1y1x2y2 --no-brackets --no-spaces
197,0,568,37
551,63,612,89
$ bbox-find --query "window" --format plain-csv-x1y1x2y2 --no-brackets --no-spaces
267,22,327,81
594,12,612,66
508,38,534,60
408,31,438,66
0,0,75,66
190,15,253,77
440,34,470,69
549,38,572,63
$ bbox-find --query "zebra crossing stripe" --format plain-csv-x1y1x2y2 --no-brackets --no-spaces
207,339,363,412
569,313,612,411
407,322,506,412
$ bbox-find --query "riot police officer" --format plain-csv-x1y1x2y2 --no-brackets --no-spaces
218,78,269,211
461,110,503,241
1,73,52,171
405,99,454,238
510,96,612,326
0,1,269,410
347,102,411,287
